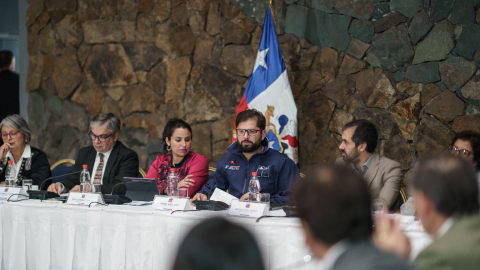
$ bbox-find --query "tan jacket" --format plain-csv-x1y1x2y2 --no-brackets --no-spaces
336,153,403,209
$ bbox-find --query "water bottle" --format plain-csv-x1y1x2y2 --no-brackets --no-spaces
80,165,91,193
5,160,16,187
167,168,179,196
248,172,261,201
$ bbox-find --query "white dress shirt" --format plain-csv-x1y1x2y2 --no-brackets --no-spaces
5,144,31,178
92,148,113,184
319,240,351,270
435,217,454,239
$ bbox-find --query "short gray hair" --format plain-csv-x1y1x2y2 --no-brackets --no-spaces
0,114,31,143
90,112,121,135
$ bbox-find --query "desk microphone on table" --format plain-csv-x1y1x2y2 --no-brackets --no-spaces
103,182,132,204
27,171,81,200
194,158,236,211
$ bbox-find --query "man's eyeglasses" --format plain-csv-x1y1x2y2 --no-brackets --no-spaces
88,131,112,142
236,129,262,136
448,145,471,158
1,131,19,139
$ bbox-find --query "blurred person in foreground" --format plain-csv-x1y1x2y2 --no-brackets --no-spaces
191,109,299,203
172,217,265,270
336,119,403,210
145,118,208,197
374,153,480,270
293,163,416,270
47,112,139,194
0,114,51,186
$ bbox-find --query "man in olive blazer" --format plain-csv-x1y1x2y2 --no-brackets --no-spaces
336,120,402,210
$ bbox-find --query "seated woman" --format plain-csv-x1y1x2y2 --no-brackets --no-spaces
145,119,208,197
0,114,51,187
448,130,480,182
173,217,265,270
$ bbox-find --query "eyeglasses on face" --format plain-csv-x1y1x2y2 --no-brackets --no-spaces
1,131,19,139
448,145,471,158
235,129,262,136
88,131,112,142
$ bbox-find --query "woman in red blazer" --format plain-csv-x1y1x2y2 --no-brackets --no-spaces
145,119,209,197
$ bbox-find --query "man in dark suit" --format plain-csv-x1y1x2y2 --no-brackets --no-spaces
47,112,139,194
0,51,19,122
293,163,416,270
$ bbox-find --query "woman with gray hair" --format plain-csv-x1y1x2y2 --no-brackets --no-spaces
0,114,51,187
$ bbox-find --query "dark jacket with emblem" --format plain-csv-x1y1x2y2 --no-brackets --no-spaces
60,141,139,194
199,139,299,203
0,146,51,188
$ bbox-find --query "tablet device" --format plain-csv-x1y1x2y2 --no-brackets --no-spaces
124,177,159,202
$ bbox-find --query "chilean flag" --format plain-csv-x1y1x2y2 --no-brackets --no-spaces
232,6,298,163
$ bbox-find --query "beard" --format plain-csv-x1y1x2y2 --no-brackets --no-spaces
342,147,360,163
238,138,263,153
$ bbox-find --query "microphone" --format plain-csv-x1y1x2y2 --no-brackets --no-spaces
323,156,329,163
27,171,81,200
194,158,236,211
103,182,132,204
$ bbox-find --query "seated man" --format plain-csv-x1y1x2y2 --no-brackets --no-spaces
191,109,299,204
48,112,139,194
336,119,402,210
294,163,416,270
374,153,480,270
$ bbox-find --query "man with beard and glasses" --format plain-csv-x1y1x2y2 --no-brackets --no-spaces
192,109,299,203
335,119,402,210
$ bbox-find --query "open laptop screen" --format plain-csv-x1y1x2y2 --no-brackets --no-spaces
124,177,159,202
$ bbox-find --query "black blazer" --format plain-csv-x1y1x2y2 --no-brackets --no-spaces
61,141,139,194
0,146,51,187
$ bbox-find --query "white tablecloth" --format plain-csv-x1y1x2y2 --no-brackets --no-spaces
0,200,432,270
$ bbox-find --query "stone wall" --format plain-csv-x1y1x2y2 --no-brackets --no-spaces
26,0,480,187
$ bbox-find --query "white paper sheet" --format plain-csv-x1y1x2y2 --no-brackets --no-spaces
210,188,238,205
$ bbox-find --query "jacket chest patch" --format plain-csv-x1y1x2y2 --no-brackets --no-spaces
226,165,240,170
256,165,270,177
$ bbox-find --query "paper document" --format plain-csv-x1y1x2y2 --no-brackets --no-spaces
210,188,238,205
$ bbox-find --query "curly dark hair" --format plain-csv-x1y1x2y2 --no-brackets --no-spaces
451,130,480,171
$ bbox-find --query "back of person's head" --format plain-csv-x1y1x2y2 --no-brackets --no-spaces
293,163,373,245
343,119,378,153
451,130,480,171
411,153,479,217
162,118,192,153
172,217,265,270
0,51,13,69
235,109,266,130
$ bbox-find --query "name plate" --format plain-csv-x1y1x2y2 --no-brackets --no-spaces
151,195,194,211
0,187,28,200
227,200,269,218
67,192,104,206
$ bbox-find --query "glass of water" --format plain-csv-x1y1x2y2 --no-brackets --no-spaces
179,187,188,198
23,179,33,190
259,193,270,205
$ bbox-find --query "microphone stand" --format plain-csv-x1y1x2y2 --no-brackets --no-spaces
193,158,236,211
103,182,132,204
27,171,81,200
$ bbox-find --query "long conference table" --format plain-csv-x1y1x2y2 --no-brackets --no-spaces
0,199,432,270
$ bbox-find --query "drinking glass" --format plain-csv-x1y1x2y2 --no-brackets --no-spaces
22,179,33,190
179,187,188,198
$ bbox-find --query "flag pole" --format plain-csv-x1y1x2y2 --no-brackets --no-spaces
269,0,277,31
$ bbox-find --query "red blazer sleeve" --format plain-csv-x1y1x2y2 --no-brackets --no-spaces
145,155,163,179
183,153,209,197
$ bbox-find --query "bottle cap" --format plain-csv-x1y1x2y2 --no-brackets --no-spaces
8,160,12,164
252,172,257,176
83,164,88,168
170,168,176,172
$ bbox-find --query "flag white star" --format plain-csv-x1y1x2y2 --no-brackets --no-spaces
253,48,269,73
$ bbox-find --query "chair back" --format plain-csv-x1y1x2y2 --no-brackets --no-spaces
139,168,146,178
398,187,408,208
50,159,76,183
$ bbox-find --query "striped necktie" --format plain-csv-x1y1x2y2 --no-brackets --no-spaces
94,153,104,184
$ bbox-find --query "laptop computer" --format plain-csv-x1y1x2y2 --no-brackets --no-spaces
124,177,159,201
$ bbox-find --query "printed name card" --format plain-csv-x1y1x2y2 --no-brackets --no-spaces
227,200,269,218
67,192,104,206
0,187,28,201
210,188,238,205
151,195,194,211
